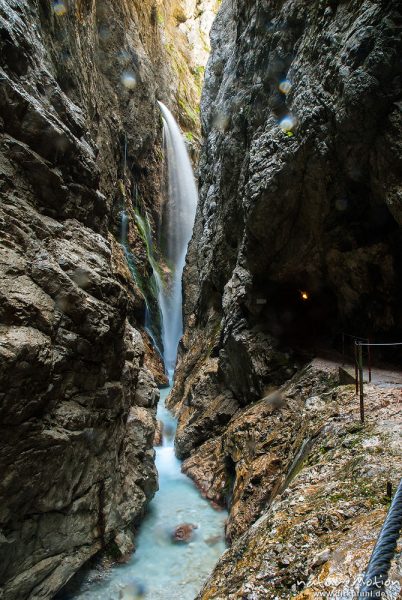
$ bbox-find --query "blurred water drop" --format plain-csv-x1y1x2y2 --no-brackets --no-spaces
279,79,292,94
279,115,296,133
60,49,71,63
335,197,348,211
119,581,146,599
53,134,69,152
72,268,91,290
52,1,67,16
212,110,230,132
121,71,137,90
98,24,111,41
279,114,296,132
55,294,70,313
119,50,131,61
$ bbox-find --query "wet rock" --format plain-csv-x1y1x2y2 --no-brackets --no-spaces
182,436,227,508
153,420,164,446
171,0,402,451
113,531,135,563
171,523,198,543
135,367,160,409
196,372,402,598
141,331,169,387
0,0,214,597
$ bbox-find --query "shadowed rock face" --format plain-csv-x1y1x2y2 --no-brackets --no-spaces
0,0,212,597
194,0,402,339
169,0,402,596
172,0,402,446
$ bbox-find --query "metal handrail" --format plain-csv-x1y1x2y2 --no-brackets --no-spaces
354,339,402,422
359,478,402,598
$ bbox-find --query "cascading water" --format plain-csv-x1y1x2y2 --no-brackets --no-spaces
64,105,226,600
156,101,198,372
120,210,128,246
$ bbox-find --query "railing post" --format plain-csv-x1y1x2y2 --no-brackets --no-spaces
342,332,345,364
358,342,364,423
367,338,372,383
354,341,359,395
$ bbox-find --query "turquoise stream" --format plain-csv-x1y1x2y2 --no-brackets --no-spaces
69,385,227,600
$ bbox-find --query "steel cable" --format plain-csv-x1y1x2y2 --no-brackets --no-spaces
358,478,402,598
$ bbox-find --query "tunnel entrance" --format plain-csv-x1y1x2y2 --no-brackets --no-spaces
247,274,402,369
249,279,339,355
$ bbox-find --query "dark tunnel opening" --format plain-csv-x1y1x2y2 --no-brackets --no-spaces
249,279,339,353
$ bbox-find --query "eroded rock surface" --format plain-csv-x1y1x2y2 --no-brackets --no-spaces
170,0,402,597
196,363,402,598
0,0,214,597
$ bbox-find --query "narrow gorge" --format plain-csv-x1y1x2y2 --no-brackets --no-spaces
0,1,401,600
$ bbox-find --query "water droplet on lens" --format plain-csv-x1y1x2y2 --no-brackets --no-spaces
335,198,348,211
119,581,146,599
98,24,111,41
119,50,131,61
212,110,230,132
52,1,67,16
279,115,296,132
121,71,137,90
279,79,292,94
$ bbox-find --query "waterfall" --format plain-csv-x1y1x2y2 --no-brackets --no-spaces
120,209,128,246
156,101,198,372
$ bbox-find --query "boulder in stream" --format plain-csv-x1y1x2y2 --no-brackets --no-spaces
171,523,198,543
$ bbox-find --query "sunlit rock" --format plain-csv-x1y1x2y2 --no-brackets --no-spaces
212,109,230,132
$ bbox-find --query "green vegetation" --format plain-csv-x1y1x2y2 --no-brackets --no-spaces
116,176,164,345
184,131,194,143
193,65,205,95
134,210,162,278
156,9,164,26
163,38,201,134
178,96,200,130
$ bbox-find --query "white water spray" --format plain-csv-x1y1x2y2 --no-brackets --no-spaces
156,101,198,371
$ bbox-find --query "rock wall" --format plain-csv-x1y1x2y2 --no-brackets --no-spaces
195,360,402,598
170,0,402,596
0,0,213,598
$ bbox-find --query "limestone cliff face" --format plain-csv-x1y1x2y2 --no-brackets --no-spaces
170,0,402,596
173,0,402,462
194,361,402,598
0,0,211,598
156,0,219,139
